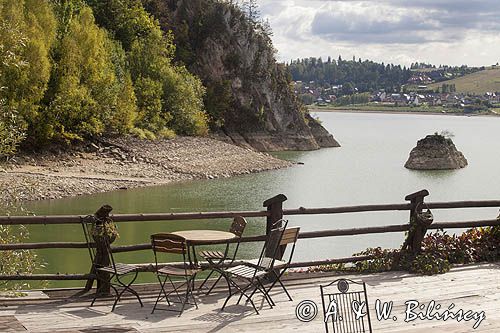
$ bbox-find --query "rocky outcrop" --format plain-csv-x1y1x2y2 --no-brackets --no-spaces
144,0,339,151
405,134,468,170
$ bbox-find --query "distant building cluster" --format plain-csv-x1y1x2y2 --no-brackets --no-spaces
372,91,500,109
293,79,500,113
293,81,347,105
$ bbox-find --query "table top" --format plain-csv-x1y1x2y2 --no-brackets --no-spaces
171,230,236,244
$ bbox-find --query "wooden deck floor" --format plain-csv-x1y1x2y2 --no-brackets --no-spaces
1,263,499,332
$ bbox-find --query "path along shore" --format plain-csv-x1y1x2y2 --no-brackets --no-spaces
0,136,292,203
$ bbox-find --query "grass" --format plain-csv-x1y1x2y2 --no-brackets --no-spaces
427,67,500,94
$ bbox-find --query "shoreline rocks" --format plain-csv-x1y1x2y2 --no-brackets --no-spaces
0,136,293,203
405,134,468,170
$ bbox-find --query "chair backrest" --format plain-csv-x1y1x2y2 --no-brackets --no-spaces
225,216,247,263
151,233,187,254
280,227,300,265
320,279,372,333
229,216,247,237
257,226,286,270
151,233,194,270
81,216,96,264
280,227,300,246
80,215,119,274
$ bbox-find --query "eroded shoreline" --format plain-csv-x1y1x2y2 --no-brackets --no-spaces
0,136,292,203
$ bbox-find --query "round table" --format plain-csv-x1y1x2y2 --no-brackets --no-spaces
171,230,236,265
171,230,236,245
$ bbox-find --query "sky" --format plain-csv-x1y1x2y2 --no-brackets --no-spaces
255,0,500,67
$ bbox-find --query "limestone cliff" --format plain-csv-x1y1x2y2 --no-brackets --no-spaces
143,0,340,151
405,134,468,170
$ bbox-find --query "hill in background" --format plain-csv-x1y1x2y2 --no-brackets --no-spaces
428,67,500,94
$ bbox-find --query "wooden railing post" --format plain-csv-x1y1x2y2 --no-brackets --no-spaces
263,194,287,235
262,194,287,282
263,194,288,263
93,205,113,295
402,189,431,256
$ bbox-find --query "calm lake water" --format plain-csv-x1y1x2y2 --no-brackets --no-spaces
20,111,500,288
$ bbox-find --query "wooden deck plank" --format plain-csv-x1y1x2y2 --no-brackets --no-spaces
1,263,499,332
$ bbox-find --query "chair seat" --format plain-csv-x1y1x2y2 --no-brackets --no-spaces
97,263,137,275
225,264,267,279
246,258,287,269
158,265,201,276
200,250,226,260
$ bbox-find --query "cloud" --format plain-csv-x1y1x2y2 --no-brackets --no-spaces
310,3,439,44
256,0,500,66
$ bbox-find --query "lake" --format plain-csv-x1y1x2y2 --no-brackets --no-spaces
21,111,500,288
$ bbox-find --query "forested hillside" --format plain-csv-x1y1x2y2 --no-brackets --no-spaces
288,57,412,93
0,0,209,156
0,0,337,154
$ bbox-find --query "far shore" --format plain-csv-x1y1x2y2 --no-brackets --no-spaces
310,107,499,117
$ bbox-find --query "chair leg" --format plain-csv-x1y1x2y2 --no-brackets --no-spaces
189,275,198,309
168,276,185,303
256,277,275,307
242,279,273,308
220,273,234,312
112,272,143,311
277,278,292,301
152,276,169,314
235,282,260,315
206,274,223,295
178,276,191,316
267,270,292,301
198,269,214,290
91,272,114,307
110,284,121,312
223,277,260,315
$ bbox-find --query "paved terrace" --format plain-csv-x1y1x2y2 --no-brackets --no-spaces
1,263,499,333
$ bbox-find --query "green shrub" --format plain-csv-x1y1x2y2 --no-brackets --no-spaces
353,247,397,273
158,128,176,139
410,253,450,275
129,127,156,140
0,198,45,293
349,226,500,276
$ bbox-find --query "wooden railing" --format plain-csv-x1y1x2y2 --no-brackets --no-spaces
1,190,499,292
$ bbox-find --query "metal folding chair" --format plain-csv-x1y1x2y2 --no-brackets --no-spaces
320,279,372,333
198,216,247,294
81,216,143,311
249,226,300,302
151,233,201,316
220,225,286,314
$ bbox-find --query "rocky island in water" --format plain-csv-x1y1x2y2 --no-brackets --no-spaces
405,134,468,170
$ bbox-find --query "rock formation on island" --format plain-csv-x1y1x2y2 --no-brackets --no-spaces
143,0,340,151
405,134,468,170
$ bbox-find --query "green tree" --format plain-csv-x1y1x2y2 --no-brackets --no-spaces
0,0,57,145
0,19,28,156
88,0,207,136
342,82,355,95
46,5,137,142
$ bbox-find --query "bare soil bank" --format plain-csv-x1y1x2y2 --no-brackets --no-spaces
0,136,292,203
